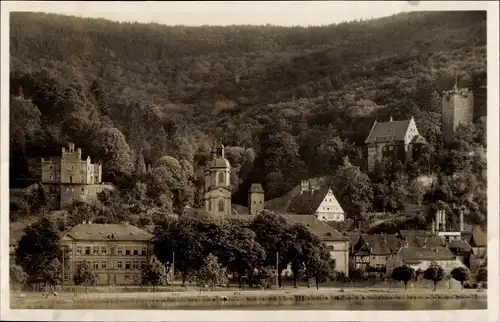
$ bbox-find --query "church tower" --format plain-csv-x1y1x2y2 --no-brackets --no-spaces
442,78,474,144
203,143,232,218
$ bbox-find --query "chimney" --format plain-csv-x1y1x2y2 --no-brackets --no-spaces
459,208,464,232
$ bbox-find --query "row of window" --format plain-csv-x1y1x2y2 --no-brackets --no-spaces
76,260,147,270
76,246,147,256
356,256,389,261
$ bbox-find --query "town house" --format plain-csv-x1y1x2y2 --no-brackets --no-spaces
351,234,404,270
285,180,346,222
61,222,154,286
386,246,465,275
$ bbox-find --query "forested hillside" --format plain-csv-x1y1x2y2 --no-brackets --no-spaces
9,11,487,229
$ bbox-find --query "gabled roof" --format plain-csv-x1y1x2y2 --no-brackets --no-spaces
283,214,348,242
346,232,361,251
410,135,427,144
286,186,329,214
62,223,154,242
354,234,402,255
365,119,412,144
286,187,343,215
249,183,265,194
468,227,487,247
399,246,455,263
415,236,446,249
447,239,472,253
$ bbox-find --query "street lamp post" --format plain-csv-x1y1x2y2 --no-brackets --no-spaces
276,251,279,290
172,251,175,283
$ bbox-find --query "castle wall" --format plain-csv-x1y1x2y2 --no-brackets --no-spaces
60,183,114,208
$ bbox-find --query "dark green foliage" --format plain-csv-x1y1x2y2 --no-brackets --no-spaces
451,266,471,289
476,267,487,283
15,217,66,283
9,11,487,229
423,264,445,291
141,255,168,291
10,263,28,291
73,261,97,286
391,265,415,290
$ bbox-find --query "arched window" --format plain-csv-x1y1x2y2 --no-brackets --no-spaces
218,199,224,212
218,172,224,184
208,200,212,211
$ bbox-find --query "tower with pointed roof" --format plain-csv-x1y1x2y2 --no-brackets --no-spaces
441,76,475,143
203,143,232,218
248,183,265,215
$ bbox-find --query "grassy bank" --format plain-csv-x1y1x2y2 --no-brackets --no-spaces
11,288,487,309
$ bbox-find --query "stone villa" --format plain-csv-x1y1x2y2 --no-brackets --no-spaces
40,143,115,209
361,116,427,170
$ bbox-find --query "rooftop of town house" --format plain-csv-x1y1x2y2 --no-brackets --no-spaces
61,222,154,242
398,246,455,264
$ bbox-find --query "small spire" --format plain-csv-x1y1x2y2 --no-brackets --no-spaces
389,116,393,122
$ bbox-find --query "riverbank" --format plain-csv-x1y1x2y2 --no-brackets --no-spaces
10,288,487,309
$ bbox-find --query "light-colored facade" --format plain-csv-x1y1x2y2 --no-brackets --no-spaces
248,183,265,215
61,222,154,286
42,143,102,185
286,181,345,222
386,247,464,275
203,144,232,218
40,143,114,209
283,214,349,277
314,188,345,222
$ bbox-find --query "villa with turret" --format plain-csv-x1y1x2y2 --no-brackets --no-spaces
40,143,115,209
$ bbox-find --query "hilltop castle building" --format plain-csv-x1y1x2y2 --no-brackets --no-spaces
41,143,114,209
361,117,427,170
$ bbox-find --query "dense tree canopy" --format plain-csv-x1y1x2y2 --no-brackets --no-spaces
9,11,487,229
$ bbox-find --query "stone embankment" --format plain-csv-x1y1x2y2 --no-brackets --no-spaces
11,287,486,307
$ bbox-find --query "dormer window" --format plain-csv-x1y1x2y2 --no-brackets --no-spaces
218,172,224,184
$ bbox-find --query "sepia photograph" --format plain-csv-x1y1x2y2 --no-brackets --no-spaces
1,1,498,321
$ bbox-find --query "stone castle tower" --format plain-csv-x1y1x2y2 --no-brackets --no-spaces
248,183,265,215
203,143,232,218
442,81,475,144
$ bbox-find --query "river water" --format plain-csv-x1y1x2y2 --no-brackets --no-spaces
21,299,487,310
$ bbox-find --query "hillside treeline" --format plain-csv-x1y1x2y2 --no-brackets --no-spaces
9,11,487,228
